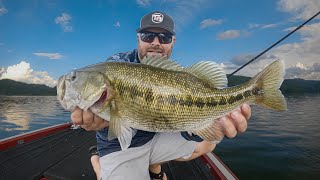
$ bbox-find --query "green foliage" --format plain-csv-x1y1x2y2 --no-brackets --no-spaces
227,75,320,94
0,79,56,96
280,78,320,94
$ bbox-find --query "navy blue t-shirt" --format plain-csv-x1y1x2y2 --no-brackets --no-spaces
96,49,202,157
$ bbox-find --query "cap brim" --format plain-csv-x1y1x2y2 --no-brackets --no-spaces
136,26,175,35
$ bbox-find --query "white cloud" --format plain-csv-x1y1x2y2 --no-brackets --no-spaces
0,67,4,76
55,13,73,32
249,23,261,29
295,62,307,70
222,3,320,81
262,23,278,29
278,0,320,20
273,23,320,68
230,53,276,66
285,62,320,80
137,0,150,6
217,30,241,40
223,36,320,80
33,52,63,59
222,23,320,80
200,18,222,29
0,61,57,87
113,21,121,28
249,23,279,29
0,7,8,15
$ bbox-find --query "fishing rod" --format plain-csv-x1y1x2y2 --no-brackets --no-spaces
227,10,320,78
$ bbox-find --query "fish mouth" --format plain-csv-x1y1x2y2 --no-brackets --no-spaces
92,89,109,108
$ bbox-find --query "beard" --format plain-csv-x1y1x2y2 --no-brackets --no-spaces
138,44,173,60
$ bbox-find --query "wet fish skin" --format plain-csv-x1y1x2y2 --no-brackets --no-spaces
103,60,285,130
57,57,287,149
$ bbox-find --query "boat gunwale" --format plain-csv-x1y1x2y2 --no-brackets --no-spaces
0,122,72,151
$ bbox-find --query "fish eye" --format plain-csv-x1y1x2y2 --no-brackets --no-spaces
70,72,76,81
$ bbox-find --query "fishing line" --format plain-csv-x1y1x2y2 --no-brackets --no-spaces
227,10,320,78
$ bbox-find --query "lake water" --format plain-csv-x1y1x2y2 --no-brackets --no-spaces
0,95,319,179
215,95,320,180
0,96,70,139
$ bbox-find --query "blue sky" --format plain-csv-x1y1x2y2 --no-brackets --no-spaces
0,0,320,87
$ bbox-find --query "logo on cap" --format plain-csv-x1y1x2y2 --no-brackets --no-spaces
152,13,164,23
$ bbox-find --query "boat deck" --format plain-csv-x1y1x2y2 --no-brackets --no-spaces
0,127,215,180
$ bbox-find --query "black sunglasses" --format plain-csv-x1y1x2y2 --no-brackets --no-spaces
140,32,173,44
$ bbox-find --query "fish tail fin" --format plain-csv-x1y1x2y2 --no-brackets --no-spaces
250,60,287,111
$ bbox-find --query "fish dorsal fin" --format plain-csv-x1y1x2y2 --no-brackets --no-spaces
141,56,183,71
183,61,227,89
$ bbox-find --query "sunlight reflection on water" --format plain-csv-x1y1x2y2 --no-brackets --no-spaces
0,95,319,179
0,96,70,139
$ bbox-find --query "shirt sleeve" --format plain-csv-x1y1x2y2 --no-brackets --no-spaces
106,53,127,62
106,49,139,63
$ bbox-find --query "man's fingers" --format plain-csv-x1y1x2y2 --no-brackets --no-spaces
230,110,247,133
100,120,109,129
241,103,251,120
71,107,83,125
221,117,237,138
94,115,109,129
82,109,94,126
82,113,109,131
70,107,109,131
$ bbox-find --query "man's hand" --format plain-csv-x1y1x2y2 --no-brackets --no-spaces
71,107,109,131
70,103,251,135
220,103,251,138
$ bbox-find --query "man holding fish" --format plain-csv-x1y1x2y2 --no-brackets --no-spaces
66,11,254,180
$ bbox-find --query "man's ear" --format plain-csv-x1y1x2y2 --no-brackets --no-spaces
173,36,176,44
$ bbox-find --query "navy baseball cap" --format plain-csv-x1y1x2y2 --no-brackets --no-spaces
137,11,175,35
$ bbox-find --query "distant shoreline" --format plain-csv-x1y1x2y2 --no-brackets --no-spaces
1,77,319,96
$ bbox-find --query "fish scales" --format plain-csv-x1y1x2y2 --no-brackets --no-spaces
102,62,256,131
58,58,286,149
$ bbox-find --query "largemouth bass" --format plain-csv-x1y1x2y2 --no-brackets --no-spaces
57,57,287,149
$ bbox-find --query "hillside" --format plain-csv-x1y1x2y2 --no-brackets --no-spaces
0,79,56,96
228,75,320,94
0,76,319,96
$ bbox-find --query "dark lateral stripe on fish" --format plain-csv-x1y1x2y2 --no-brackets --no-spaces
116,79,257,109
206,97,219,107
227,93,246,105
243,90,252,98
145,88,154,102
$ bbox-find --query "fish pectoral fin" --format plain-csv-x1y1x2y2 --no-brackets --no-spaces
118,126,136,150
107,101,121,140
192,120,225,144
108,116,134,150
107,100,134,150
183,61,227,89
